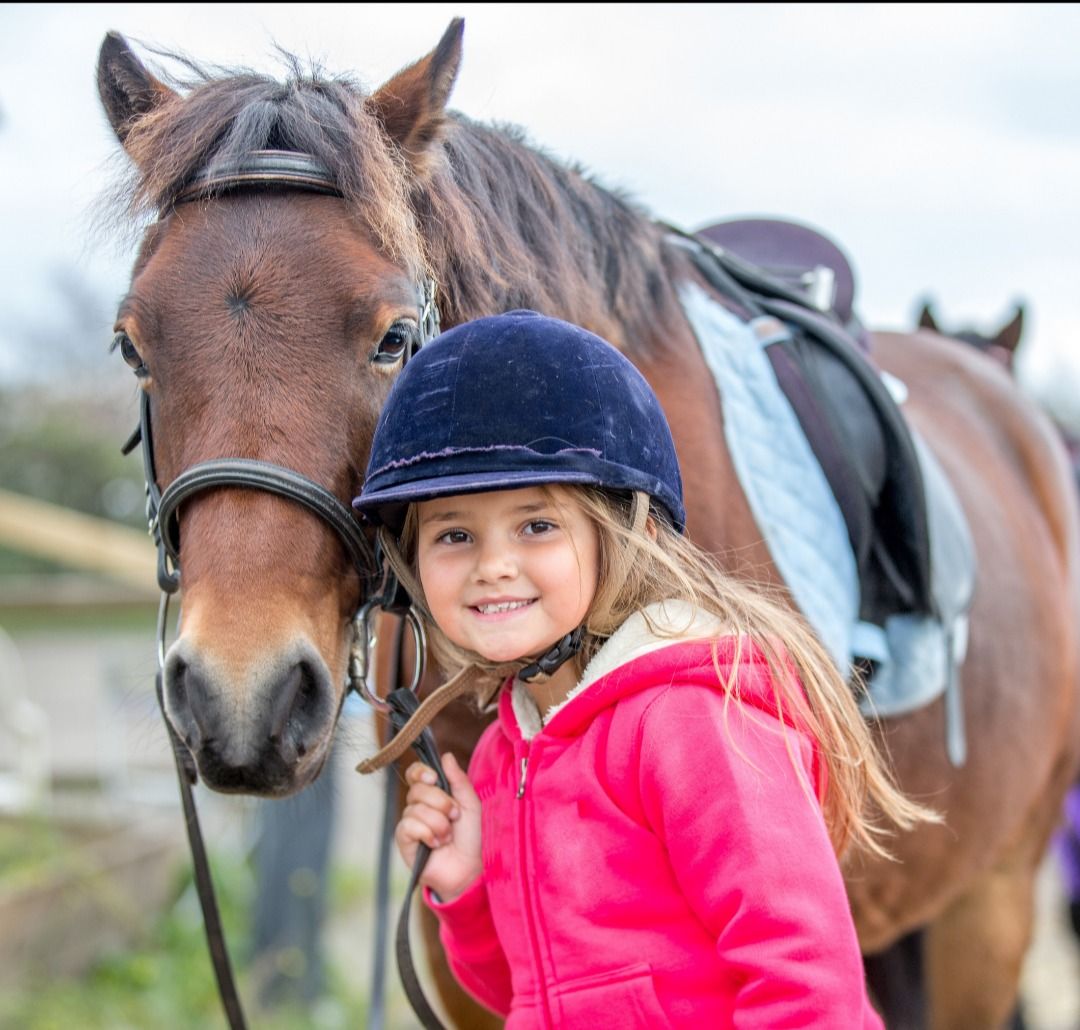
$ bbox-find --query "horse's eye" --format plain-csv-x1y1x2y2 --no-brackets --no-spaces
372,320,420,366
112,331,148,378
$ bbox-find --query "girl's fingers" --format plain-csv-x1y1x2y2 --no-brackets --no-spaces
396,810,450,850
404,761,439,787
405,781,461,820
442,752,480,807
399,802,454,843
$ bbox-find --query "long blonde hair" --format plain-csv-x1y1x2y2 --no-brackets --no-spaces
382,484,936,859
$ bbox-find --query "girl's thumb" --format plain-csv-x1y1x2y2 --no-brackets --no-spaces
442,752,474,798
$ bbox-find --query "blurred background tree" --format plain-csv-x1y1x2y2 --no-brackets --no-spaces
0,265,143,574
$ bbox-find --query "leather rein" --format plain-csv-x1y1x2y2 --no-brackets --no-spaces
126,150,444,1029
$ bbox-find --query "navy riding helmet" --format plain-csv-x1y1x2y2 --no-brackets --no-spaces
353,310,685,533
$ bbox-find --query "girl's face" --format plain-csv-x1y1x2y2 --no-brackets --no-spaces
416,486,600,667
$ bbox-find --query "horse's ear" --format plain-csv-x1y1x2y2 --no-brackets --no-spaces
996,305,1026,354
97,31,176,148
369,18,464,175
917,302,939,332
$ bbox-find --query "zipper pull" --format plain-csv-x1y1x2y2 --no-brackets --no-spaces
516,756,529,798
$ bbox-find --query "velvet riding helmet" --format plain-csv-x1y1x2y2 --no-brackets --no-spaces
352,309,685,678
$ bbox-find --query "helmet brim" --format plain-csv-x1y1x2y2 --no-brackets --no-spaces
353,469,603,530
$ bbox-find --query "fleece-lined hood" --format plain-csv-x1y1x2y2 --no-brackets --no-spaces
511,599,729,740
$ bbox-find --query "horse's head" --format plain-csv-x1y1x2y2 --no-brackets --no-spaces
96,22,464,795
917,300,1026,370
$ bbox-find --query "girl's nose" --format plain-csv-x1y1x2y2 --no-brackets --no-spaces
473,540,517,582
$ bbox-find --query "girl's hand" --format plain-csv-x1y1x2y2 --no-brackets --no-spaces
395,752,482,902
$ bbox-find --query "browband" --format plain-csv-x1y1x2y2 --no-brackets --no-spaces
174,149,342,205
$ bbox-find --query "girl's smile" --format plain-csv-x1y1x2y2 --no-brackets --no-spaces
416,486,600,700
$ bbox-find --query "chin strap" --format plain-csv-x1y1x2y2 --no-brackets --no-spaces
518,627,584,682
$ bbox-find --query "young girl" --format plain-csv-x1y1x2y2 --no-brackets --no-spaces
354,309,929,1028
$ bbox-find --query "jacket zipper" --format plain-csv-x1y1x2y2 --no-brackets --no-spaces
516,743,554,1026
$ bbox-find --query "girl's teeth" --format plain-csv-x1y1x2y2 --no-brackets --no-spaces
477,600,529,614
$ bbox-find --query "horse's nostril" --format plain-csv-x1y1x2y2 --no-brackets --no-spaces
295,661,321,719
170,656,189,709
266,659,328,753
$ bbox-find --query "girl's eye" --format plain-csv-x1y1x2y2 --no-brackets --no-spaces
437,529,471,545
524,520,556,536
372,320,420,366
112,331,148,378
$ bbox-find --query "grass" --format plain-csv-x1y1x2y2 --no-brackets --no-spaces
0,849,373,1030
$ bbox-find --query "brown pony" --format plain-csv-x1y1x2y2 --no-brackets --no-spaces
96,21,1080,1028
918,300,1080,489
917,301,1026,372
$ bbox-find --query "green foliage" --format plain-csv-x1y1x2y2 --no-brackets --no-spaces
0,385,144,529
1,264,146,543
0,852,370,1030
0,815,70,885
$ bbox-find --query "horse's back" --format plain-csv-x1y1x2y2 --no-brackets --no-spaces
877,327,1079,574
848,327,1080,950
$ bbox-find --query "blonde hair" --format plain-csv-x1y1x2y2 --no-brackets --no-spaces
382,485,936,859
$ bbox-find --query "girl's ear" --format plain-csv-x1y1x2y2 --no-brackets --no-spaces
645,515,659,542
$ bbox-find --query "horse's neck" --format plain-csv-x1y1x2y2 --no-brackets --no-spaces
425,120,685,350
421,124,769,573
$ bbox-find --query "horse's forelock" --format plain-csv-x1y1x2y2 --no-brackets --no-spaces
116,56,425,276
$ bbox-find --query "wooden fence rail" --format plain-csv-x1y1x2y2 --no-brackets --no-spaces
0,488,156,597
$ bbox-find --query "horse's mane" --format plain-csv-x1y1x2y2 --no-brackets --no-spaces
426,117,687,348
114,48,687,353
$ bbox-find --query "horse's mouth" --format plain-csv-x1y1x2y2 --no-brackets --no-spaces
191,735,332,798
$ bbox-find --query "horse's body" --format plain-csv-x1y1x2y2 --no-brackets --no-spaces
97,21,1080,1028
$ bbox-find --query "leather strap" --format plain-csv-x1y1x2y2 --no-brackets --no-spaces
173,150,341,204
386,687,451,1030
156,672,248,1030
355,666,475,775
157,458,376,574
369,616,406,1030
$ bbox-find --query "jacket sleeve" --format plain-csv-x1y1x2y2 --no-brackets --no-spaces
424,876,513,1016
636,668,878,1028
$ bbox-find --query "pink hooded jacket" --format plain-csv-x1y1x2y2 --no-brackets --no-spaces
428,602,882,1028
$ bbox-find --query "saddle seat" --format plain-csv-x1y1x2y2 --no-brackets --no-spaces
697,217,869,348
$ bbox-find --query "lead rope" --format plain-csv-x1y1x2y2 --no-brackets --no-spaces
385,687,452,1030
368,618,404,1030
154,593,248,1030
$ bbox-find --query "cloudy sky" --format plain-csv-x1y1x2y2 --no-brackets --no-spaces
2,3,1078,419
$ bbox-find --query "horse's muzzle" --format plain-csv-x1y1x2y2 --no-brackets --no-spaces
162,638,336,795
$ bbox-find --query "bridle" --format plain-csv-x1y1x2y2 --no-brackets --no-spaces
124,149,440,701
128,151,438,592
124,149,441,1030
